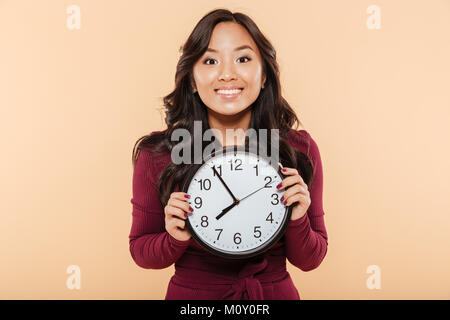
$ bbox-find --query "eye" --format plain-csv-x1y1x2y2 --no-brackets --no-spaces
237,56,251,63
203,58,217,65
202,56,252,65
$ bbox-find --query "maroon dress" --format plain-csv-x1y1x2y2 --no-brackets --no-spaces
129,129,328,299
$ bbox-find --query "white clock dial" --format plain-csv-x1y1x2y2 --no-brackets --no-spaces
184,148,290,258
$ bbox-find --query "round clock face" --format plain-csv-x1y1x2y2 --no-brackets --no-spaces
182,146,292,259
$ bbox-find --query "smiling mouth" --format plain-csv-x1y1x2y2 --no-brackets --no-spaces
214,88,244,99
214,88,244,92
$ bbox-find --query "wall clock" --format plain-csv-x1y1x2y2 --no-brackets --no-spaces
181,145,292,259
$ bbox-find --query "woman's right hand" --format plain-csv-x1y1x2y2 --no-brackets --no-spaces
164,192,194,242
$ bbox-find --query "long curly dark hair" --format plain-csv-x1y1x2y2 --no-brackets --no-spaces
131,8,314,208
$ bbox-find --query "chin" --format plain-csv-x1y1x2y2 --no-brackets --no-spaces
222,108,249,116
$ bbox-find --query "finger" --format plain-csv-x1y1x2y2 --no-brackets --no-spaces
167,214,185,228
165,205,187,220
283,192,311,207
172,217,186,230
168,197,194,214
285,181,309,195
276,174,305,191
280,184,303,203
280,167,298,175
171,192,191,200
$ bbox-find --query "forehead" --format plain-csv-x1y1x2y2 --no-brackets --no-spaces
207,22,258,53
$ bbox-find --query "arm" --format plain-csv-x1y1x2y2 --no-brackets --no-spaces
129,148,191,269
284,131,329,271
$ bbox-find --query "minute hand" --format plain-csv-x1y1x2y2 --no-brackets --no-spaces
239,181,275,202
212,166,239,202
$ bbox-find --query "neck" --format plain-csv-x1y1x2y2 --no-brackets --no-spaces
207,107,252,147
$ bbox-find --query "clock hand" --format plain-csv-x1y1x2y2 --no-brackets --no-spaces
215,180,276,221
239,180,275,202
212,166,239,202
215,201,239,220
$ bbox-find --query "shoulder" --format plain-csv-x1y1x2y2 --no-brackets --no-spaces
287,128,322,165
287,128,310,154
134,130,171,181
137,130,169,156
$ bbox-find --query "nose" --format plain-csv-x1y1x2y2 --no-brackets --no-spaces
218,60,237,81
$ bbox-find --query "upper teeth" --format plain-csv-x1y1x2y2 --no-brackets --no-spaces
217,89,242,94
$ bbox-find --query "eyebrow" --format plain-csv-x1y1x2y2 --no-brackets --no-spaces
205,45,254,53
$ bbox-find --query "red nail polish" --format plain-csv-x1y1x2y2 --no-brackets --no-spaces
280,195,284,202
184,194,190,199
281,168,287,172
189,206,194,212
276,183,282,189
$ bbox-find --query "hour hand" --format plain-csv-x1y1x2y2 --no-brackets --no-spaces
216,202,237,220
212,166,238,202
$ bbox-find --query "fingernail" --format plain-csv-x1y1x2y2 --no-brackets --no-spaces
283,200,287,205
184,194,190,199
281,168,287,172
276,183,282,189
280,195,284,202
189,206,194,212
184,213,188,218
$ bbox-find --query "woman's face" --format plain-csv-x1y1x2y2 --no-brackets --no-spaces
191,22,266,118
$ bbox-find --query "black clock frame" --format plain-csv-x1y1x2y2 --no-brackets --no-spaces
181,144,293,259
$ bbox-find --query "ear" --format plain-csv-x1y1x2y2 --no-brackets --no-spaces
190,74,197,91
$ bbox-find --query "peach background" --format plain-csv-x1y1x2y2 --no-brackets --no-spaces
1,0,449,299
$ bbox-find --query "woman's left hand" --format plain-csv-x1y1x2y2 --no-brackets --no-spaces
276,165,311,221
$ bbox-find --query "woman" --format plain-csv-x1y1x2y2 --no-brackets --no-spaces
129,8,328,300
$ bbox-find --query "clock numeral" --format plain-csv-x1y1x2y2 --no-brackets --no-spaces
271,193,279,205
235,158,243,170
266,212,273,223
212,165,222,177
253,226,262,238
215,228,223,240
264,176,272,188
233,232,242,244
253,164,258,176
197,178,211,191
194,196,202,209
201,215,209,227
228,158,243,171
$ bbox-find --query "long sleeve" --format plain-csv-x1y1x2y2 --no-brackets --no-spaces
284,131,329,271
129,148,191,270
